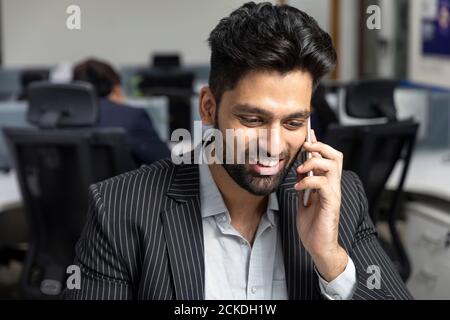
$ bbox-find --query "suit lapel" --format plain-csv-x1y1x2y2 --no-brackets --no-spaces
277,167,320,300
162,160,205,300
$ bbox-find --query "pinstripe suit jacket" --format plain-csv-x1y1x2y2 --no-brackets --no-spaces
65,156,412,300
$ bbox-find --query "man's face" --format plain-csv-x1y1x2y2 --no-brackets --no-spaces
209,70,312,196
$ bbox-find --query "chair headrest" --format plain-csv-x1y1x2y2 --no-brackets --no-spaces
136,70,195,97
27,81,99,129
345,79,399,121
152,53,181,69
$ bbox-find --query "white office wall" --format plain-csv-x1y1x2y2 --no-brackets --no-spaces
1,0,274,67
339,0,359,81
378,0,397,78
1,0,338,67
288,0,331,32
408,0,450,88
1,0,334,68
290,0,359,82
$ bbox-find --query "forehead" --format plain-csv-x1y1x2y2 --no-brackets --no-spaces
219,70,313,116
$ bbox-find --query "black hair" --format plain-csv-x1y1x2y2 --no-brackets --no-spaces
73,58,121,98
208,1,337,104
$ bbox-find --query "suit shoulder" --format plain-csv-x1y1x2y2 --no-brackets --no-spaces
341,170,366,202
100,100,148,121
339,170,368,230
90,158,175,202
123,105,148,118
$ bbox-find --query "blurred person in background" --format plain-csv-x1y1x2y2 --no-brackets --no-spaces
73,58,170,166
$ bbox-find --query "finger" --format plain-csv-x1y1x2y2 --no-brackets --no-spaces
296,158,340,195
303,141,343,164
296,170,328,185
299,148,321,163
298,189,319,209
295,175,327,190
296,157,339,177
296,159,342,198
311,150,322,159
294,176,334,198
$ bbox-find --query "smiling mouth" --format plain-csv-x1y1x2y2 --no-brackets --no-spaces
257,157,280,167
250,158,285,176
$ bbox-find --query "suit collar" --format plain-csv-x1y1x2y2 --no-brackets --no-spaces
166,150,200,202
162,157,204,299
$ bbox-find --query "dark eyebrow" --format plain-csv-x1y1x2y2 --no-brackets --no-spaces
233,104,273,117
285,111,311,119
232,103,311,119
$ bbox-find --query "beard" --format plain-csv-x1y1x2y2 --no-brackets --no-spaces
212,125,298,196
222,159,294,196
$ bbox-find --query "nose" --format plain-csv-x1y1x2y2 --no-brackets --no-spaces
258,126,284,159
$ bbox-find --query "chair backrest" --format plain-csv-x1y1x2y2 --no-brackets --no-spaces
324,120,419,222
137,69,194,97
27,81,98,129
2,82,136,298
18,69,50,100
136,69,195,133
338,79,400,126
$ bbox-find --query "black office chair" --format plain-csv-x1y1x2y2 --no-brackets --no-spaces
136,68,195,134
338,79,400,125
324,120,419,281
3,82,136,299
17,68,50,101
311,84,339,140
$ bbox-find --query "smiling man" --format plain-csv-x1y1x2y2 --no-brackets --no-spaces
65,2,412,300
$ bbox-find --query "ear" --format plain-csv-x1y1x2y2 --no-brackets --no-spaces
199,86,217,126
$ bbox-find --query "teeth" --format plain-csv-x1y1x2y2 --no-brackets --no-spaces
258,158,279,167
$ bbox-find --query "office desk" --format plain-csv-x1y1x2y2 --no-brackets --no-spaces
0,170,22,212
386,149,450,202
0,101,30,170
0,170,27,248
387,149,450,299
405,201,450,299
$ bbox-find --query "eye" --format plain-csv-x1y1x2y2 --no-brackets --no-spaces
239,116,264,126
284,120,304,130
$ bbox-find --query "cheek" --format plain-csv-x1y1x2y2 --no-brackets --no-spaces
286,131,307,155
228,129,260,153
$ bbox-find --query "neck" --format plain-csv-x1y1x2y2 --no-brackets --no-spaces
107,91,125,105
208,164,268,224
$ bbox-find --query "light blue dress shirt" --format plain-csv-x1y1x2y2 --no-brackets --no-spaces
199,163,357,300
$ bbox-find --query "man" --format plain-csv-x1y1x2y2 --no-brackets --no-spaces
73,58,170,166
66,2,412,300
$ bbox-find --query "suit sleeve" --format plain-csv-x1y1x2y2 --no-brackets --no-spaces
348,171,414,300
128,110,171,165
63,184,133,300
